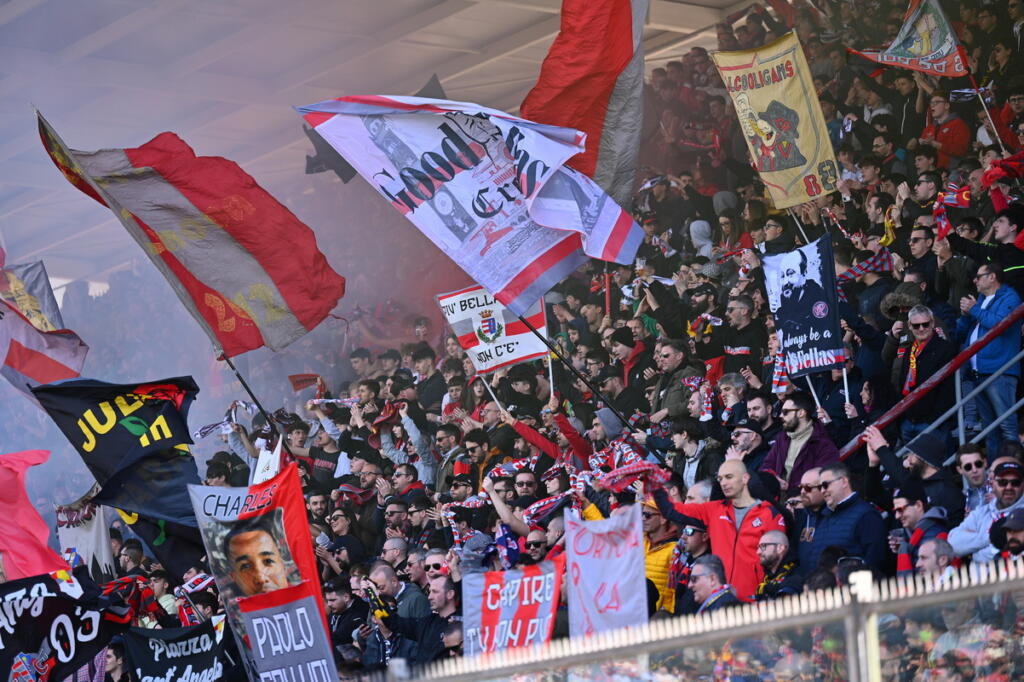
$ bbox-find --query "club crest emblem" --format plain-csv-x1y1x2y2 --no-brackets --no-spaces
476,309,503,343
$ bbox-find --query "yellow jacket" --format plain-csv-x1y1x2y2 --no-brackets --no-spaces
645,536,676,613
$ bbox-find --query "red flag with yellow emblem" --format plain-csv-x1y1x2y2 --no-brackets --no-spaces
38,113,345,358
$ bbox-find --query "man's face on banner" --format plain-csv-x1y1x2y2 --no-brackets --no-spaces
227,529,290,596
779,252,806,300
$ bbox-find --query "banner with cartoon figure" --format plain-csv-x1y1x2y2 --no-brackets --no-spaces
712,32,839,209
188,463,333,678
437,285,547,374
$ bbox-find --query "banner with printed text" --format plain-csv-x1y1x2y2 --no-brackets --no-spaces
0,567,130,682
188,463,334,679
462,553,564,656
238,583,336,681
713,32,838,209
123,620,225,682
763,236,844,378
296,96,644,316
437,284,547,374
565,503,646,636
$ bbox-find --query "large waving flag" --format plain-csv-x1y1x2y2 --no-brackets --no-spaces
38,113,346,358
1,299,88,398
520,0,649,206
437,284,547,374
296,96,643,316
849,0,966,77
0,450,69,580
32,376,202,527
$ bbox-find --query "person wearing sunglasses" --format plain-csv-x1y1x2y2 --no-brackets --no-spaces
889,481,951,577
957,262,1023,459
950,459,1024,565
801,461,887,575
954,445,990,515
522,529,549,566
889,304,957,446
669,521,710,615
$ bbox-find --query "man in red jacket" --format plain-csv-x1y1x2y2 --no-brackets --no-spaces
655,459,786,602
918,90,970,169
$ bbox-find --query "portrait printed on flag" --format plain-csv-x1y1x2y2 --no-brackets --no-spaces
763,237,845,378
204,508,301,599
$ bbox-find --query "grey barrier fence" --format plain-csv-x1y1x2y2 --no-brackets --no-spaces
406,558,1024,682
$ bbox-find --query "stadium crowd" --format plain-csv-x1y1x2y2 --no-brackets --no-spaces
21,0,1024,680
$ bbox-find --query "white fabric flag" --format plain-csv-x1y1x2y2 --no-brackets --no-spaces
296,96,643,316
437,285,547,374
565,503,647,636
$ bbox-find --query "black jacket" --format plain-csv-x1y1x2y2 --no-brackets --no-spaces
889,333,957,423
874,445,965,526
383,611,460,666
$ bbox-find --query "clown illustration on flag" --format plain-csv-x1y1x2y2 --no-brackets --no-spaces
849,0,966,77
712,32,839,209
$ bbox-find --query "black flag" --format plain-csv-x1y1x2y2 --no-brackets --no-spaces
33,377,202,525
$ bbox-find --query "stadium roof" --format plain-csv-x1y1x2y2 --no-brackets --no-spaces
0,0,745,287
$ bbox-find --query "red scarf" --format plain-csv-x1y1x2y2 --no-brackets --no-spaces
896,526,948,573
902,336,930,396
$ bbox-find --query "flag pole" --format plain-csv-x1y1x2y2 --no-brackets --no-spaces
959,46,1008,156
787,208,810,244
548,354,555,396
220,352,292,456
482,379,504,411
517,313,634,432
804,375,830,424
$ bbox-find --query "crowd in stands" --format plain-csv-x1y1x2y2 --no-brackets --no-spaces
18,0,1024,679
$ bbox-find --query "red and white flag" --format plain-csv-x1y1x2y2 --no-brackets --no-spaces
0,299,88,398
462,553,564,656
520,0,649,205
296,96,643,317
38,113,346,358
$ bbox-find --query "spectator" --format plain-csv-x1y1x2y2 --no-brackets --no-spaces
806,462,888,574
691,554,741,613
761,392,839,491
754,530,802,600
949,459,1024,564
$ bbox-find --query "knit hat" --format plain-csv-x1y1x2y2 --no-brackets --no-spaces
595,407,626,440
893,480,929,505
905,432,947,469
610,327,636,348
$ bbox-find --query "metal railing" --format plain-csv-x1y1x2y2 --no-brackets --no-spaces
838,302,1024,460
411,559,1024,681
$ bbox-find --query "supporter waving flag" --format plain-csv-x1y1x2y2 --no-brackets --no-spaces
38,112,345,358
296,96,643,317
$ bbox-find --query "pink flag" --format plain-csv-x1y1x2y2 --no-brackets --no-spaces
0,450,68,580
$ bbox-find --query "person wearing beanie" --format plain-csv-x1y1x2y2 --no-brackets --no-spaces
863,427,964,527
608,325,655,389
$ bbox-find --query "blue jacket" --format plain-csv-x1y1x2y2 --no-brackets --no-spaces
956,284,1022,377
803,493,887,574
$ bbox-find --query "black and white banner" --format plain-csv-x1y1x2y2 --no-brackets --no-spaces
763,236,845,378
124,620,225,682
